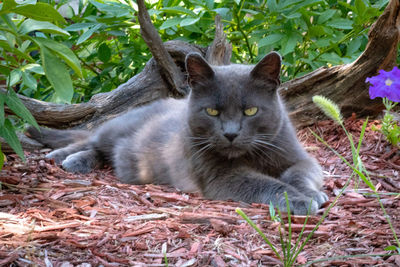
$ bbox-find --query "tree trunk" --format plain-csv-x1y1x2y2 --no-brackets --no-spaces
2,0,400,152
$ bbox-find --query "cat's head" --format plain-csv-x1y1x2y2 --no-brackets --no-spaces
185,52,284,159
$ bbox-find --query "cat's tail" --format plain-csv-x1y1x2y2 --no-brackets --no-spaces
26,126,90,149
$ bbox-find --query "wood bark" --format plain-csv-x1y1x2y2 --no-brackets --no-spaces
2,0,400,152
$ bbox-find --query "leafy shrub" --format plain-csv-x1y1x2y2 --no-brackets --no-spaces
0,0,81,164
152,0,389,81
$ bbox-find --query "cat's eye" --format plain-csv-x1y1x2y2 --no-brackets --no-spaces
244,107,258,116
206,108,219,116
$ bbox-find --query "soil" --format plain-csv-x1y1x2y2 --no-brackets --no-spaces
0,117,399,267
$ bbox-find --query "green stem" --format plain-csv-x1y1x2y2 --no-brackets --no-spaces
291,171,353,265
236,208,282,261
233,2,254,61
376,194,400,248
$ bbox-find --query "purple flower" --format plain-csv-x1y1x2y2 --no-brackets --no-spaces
366,66,400,102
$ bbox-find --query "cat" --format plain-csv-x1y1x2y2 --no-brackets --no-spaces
27,52,328,215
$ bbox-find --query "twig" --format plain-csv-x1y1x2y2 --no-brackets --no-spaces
136,0,187,96
205,15,232,66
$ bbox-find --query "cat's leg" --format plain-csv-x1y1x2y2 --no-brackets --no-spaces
61,149,101,173
112,137,142,184
279,158,328,207
202,168,321,215
46,141,89,164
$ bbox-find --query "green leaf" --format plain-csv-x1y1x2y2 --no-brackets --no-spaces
384,245,398,251
205,0,214,10
326,18,353,30
267,0,278,13
0,40,34,62
21,71,37,90
180,17,200,27
10,2,65,23
372,0,389,9
355,0,367,15
19,40,31,52
319,52,343,65
282,12,301,19
19,19,70,36
160,17,182,30
308,25,326,37
4,89,39,130
8,69,22,86
98,43,111,63
0,64,10,76
259,34,283,48
0,0,18,13
33,37,82,77
89,0,131,17
21,63,44,75
40,46,73,103
212,8,230,19
76,24,102,45
161,6,197,17
317,10,337,24
281,32,301,56
0,119,25,161
182,24,202,33
346,36,362,56
64,22,97,31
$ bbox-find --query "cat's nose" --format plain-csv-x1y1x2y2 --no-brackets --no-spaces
224,133,238,142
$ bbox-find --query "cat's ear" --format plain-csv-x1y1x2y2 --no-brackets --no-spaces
250,52,281,86
185,53,215,87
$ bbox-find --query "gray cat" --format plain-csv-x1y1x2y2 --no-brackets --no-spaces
27,52,327,215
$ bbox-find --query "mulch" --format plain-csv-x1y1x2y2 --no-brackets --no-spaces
1,116,399,267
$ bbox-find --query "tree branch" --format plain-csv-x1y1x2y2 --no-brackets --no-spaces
137,0,188,96
205,15,232,65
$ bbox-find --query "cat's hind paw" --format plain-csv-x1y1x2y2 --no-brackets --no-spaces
46,149,70,164
61,150,98,174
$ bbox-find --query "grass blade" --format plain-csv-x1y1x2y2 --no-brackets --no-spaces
236,208,282,260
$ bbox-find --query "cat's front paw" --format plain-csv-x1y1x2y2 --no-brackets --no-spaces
278,196,319,215
309,190,329,206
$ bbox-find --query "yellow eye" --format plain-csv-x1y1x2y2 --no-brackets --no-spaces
206,108,219,116
244,107,258,116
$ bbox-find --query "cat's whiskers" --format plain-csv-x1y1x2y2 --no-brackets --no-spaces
249,144,279,167
253,139,286,153
190,143,213,162
190,140,210,147
252,135,287,157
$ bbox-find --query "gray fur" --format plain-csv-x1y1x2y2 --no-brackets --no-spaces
28,52,327,215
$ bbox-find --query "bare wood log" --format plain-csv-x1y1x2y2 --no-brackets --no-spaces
0,133,43,153
205,15,232,66
280,0,400,127
3,41,204,130
137,0,188,96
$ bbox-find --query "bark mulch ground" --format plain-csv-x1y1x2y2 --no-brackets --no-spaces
0,117,399,266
